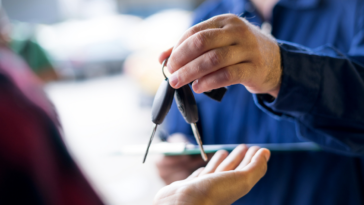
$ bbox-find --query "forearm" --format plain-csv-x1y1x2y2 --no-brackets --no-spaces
255,41,364,155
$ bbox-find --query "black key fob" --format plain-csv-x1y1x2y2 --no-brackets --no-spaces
151,79,175,125
203,87,227,102
188,83,227,102
174,84,199,124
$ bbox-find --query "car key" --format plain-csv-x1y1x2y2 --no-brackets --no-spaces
143,57,208,163
175,85,208,161
143,59,175,163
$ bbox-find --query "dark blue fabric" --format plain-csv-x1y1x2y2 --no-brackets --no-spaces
164,0,364,204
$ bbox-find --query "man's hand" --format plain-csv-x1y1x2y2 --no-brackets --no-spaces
153,145,270,205
159,14,282,98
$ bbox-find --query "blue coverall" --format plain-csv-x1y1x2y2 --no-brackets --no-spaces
165,0,364,204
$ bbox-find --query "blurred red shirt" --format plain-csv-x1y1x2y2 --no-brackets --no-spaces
0,47,104,205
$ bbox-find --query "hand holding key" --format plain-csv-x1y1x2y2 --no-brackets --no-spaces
159,14,282,98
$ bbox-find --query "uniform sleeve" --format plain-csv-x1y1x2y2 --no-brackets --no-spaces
254,26,364,155
192,0,232,26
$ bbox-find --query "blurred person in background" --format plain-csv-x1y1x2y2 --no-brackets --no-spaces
157,0,364,204
0,3,270,205
0,8,58,83
0,13,102,204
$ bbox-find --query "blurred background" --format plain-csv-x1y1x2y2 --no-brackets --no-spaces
1,0,204,204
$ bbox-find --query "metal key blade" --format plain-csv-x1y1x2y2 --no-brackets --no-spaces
143,124,158,163
190,123,208,161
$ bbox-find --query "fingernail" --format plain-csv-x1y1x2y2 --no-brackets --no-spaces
192,80,199,92
169,72,179,88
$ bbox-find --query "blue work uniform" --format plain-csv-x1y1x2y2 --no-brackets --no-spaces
165,0,364,204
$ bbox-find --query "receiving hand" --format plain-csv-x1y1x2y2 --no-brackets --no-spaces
154,145,271,205
159,14,281,98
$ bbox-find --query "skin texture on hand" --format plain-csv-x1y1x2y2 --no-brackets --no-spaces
156,154,210,185
156,134,211,185
153,145,271,205
159,14,282,98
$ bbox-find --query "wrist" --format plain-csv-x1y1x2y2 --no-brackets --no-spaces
266,42,282,98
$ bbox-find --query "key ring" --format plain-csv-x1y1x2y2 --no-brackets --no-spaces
161,57,169,80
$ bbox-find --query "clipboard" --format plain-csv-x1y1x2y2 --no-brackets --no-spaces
116,142,321,156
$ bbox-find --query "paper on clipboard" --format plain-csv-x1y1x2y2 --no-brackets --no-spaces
115,142,321,156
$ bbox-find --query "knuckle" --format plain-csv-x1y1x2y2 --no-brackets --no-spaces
226,14,240,22
236,65,248,82
222,68,234,82
189,26,201,36
207,50,222,67
209,15,223,23
218,13,236,21
192,32,207,51
194,64,207,77
236,23,248,34
231,23,248,38
179,68,195,85
222,14,241,25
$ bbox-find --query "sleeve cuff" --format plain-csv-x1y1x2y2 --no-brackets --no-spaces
253,41,322,120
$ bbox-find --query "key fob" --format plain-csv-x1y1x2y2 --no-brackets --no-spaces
151,79,175,125
174,84,199,124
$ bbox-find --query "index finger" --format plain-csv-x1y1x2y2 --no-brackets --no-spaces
173,17,219,51
168,15,238,74
159,47,173,64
